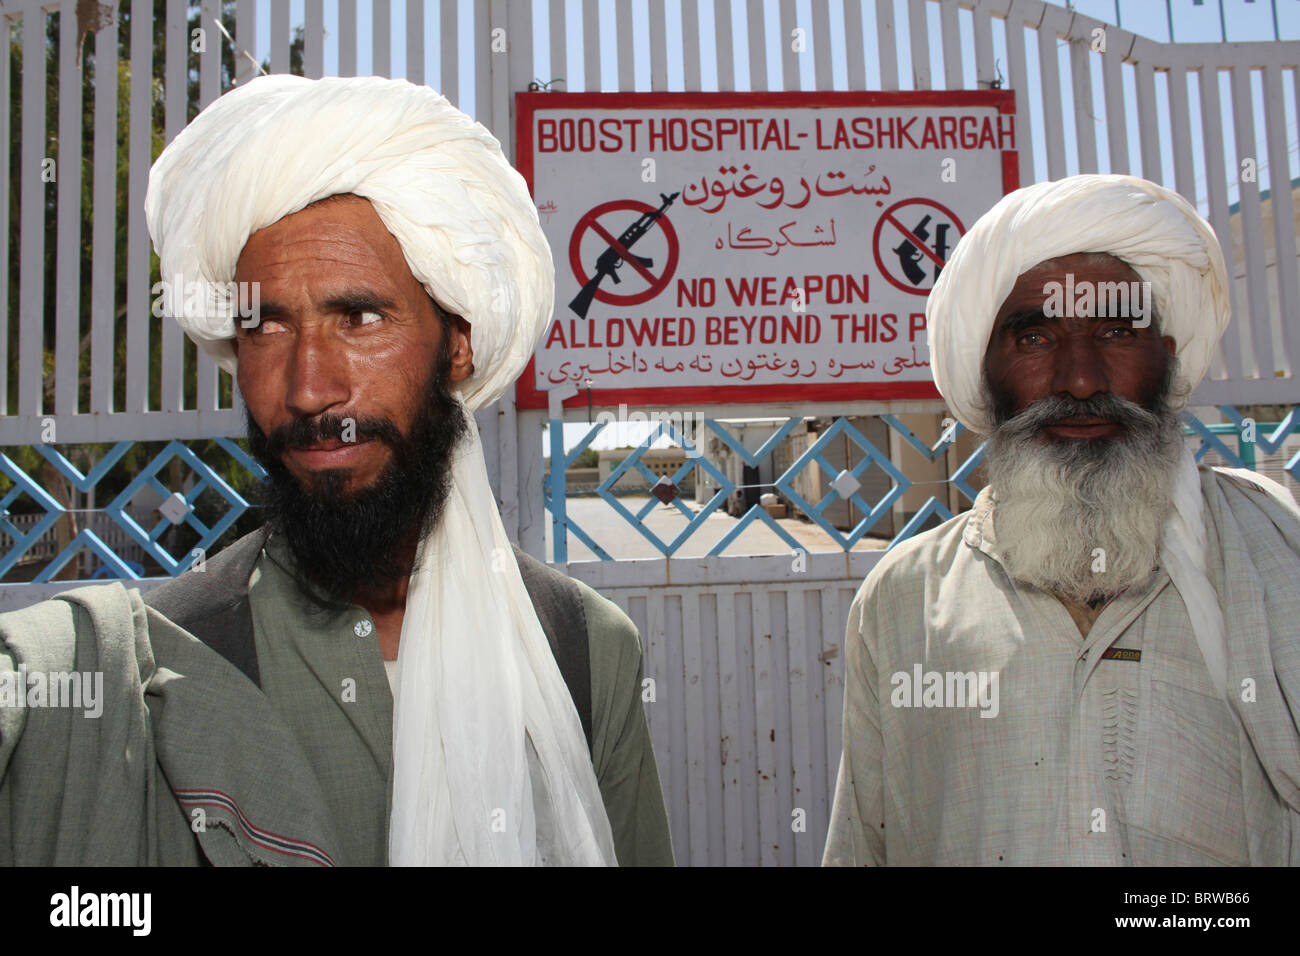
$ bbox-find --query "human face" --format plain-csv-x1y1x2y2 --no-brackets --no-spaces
983,253,1176,441
233,194,474,495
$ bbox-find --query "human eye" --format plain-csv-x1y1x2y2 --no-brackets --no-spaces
1016,329,1048,348
245,317,288,336
346,309,385,328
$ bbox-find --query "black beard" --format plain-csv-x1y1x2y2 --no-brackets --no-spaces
245,343,468,611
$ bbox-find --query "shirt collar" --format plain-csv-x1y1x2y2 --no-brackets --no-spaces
961,485,1002,562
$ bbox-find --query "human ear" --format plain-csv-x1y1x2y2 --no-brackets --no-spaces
447,315,474,383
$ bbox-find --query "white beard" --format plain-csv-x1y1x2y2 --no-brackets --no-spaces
982,395,1185,605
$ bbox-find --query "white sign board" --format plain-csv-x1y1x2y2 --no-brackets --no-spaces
516,91,1017,410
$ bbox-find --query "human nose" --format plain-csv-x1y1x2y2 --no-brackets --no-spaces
283,324,351,419
1051,333,1109,401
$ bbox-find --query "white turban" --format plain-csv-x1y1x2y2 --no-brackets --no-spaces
926,173,1234,700
926,173,1230,435
146,75,616,866
145,73,552,413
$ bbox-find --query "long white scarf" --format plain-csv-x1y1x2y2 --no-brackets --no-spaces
388,401,617,865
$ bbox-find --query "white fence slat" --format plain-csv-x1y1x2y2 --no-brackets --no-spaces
1166,64,1196,198
55,0,83,420
939,0,962,90
779,0,799,92
90,17,117,418
1134,56,1162,183
772,588,795,863
822,584,849,824
236,0,257,84
194,0,222,415
746,0,766,92
808,586,834,853
271,0,291,74
162,0,188,416
712,0,733,90
405,0,424,84
1263,63,1299,378
972,0,995,92
1197,66,1243,380
514,410,545,557
443,0,460,104
908,0,930,90
374,0,392,77
844,0,866,91
0,16,8,414
681,0,702,92
752,586,779,864
811,0,832,91
200,0,221,105
735,589,759,865
665,591,690,861
126,3,153,416
1036,9,1066,179
616,0,634,91
1069,39,1098,174
715,588,745,865
876,0,899,91
649,0,668,90
1100,25,1128,173
583,0,600,91
339,0,358,77
18,3,45,419
305,0,325,78
1231,64,1274,380
682,590,709,866
786,588,815,865
698,591,725,865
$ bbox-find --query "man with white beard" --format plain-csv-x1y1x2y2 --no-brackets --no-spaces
823,174,1300,866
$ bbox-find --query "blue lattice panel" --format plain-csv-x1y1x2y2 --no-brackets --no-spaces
544,406,1299,561
0,439,267,582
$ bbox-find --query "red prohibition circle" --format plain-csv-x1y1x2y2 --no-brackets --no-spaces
568,199,680,308
872,198,966,296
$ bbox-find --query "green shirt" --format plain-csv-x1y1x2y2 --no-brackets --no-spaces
248,534,673,866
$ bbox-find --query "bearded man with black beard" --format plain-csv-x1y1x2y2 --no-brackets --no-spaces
825,175,1300,867
244,307,466,611
0,77,673,868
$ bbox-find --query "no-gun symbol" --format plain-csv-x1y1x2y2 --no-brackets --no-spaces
568,191,680,319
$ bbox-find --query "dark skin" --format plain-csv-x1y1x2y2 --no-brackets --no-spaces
232,195,475,660
985,253,1176,435
984,252,1177,629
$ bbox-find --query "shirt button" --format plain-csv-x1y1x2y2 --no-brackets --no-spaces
354,619,373,637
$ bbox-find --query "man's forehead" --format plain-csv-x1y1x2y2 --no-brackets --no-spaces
235,194,409,278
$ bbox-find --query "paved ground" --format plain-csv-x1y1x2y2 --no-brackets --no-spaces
544,494,889,560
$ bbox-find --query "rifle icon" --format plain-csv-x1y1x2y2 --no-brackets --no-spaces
569,191,679,319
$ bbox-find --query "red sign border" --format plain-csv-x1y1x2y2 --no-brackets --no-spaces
514,89,1019,411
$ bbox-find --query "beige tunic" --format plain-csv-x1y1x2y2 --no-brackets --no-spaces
823,475,1291,866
